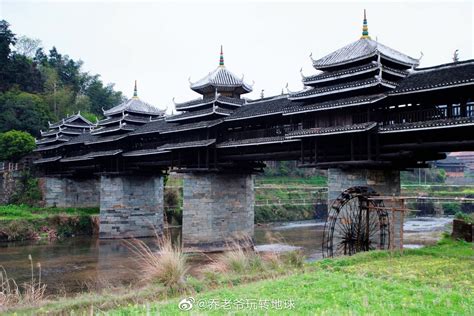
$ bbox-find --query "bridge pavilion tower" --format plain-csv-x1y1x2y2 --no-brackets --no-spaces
288,11,419,207
170,46,256,252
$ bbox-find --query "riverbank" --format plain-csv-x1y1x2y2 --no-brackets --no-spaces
0,205,99,241
101,238,474,315
5,237,472,315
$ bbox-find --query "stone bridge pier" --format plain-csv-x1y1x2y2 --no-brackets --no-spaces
40,176,100,208
328,169,401,203
99,174,164,239
182,173,255,252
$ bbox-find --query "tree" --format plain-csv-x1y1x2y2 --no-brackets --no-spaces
0,130,36,161
14,35,42,58
0,20,15,62
0,90,53,136
9,53,44,92
0,20,16,91
85,77,124,116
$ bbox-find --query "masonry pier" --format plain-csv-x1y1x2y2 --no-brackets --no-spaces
99,174,164,239
41,176,100,208
182,173,255,252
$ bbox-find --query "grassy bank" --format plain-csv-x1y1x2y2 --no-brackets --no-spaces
6,237,473,315
0,204,98,220
0,205,99,241
114,238,473,315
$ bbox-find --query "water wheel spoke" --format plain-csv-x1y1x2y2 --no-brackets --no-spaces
322,186,391,258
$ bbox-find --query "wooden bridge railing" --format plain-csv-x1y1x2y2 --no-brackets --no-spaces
221,125,300,142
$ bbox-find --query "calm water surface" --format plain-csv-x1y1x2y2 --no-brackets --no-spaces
0,217,451,295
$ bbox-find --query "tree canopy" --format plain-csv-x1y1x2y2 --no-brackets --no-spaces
0,130,36,162
0,19,124,137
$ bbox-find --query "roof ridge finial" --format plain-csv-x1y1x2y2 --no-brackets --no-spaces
219,45,224,67
133,80,138,98
361,9,371,39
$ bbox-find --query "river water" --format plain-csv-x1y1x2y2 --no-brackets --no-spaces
0,216,452,295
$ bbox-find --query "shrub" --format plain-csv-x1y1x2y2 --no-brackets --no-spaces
443,203,461,215
1,220,37,241
281,250,305,268
9,172,42,206
164,188,182,225
454,211,472,223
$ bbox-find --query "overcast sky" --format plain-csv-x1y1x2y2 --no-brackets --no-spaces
1,0,473,112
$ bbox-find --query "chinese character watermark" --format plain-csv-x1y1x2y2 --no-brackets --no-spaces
178,297,295,311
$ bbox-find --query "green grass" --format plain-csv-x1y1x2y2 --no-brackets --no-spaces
111,239,473,315
0,204,99,220
255,175,327,186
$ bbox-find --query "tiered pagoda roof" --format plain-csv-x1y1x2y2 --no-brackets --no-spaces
189,46,253,96
90,81,165,138
289,10,419,103
55,82,166,163
167,47,252,124
34,113,94,156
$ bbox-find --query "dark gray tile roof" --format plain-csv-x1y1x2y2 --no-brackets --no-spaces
49,113,94,128
191,66,252,94
283,94,386,115
40,127,83,137
174,97,215,110
122,148,170,157
312,38,418,69
217,136,299,148
91,124,135,135
87,149,123,158
36,136,70,145
379,117,474,133
33,143,64,152
166,106,232,122
286,122,377,138
97,116,122,125
61,153,92,162
158,139,216,150
226,96,294,121
104,97,165,116
63,132,96,146
129,119,170,136
389,60,474,95
303,62,379,84
97,114,154,126
33,156,62,164
61,149,122,162
84,134,127,145
160,118,223,134
289,78,397,100
175,95,245,111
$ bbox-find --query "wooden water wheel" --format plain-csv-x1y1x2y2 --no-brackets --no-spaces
322,186,390,258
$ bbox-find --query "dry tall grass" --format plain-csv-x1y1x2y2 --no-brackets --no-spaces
208,232,305,275
0,255,47,311
0,267,20,309
208,235,264,273
125,234,188,291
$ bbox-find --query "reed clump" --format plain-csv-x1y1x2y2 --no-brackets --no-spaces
208,234,305,275
0,255,47,311
125,234,188,292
